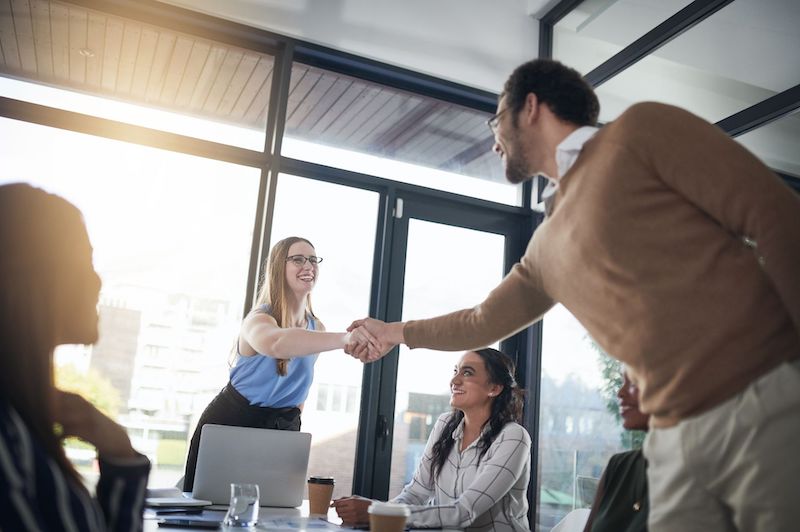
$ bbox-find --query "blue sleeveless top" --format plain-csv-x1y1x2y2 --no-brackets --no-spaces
229,306,319,408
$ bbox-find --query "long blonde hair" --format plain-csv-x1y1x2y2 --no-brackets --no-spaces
0,183,86,488
253,236,317,375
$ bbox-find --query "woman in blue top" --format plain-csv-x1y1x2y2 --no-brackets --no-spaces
183,236,377,491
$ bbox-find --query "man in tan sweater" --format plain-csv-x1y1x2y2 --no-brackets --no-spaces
347,59,800,531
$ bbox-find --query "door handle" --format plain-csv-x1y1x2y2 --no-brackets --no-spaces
376,414,390,450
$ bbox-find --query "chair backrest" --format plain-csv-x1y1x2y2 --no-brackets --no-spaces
551,508,591,532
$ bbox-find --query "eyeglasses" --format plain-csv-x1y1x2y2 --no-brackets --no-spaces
486,107,510,134
286,254,323,267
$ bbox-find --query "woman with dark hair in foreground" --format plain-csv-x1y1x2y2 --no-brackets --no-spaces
334,348,531,532
0,183,150,531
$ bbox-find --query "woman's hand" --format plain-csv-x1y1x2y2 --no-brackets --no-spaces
53,390,138,460
332,495,372,525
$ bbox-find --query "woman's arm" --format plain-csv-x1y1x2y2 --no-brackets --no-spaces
401,423,531,529
240,312,375,358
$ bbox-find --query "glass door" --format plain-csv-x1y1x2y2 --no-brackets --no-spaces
361,191,531,500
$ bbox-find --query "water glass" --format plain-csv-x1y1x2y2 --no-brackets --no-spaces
223,483,259,528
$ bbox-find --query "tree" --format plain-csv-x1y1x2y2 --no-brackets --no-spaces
591,339,645,450
55,364,121,418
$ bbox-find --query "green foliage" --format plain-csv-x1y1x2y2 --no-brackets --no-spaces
157,439,188,466
54,364,121,418
590,339,646,450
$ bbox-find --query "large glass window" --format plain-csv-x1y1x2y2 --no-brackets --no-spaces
735,109,800,178
536,305,632,531
554,0,693,75
0,116,261,487
282,63,519,205
269,173,380,500
389,220,506,497
0,1,274,149
591,0,800,124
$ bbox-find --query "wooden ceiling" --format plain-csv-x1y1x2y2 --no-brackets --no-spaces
0,0,502,182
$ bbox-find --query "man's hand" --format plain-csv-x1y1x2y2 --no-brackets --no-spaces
344,318,403,362
53,390,138,460
331,495,372,525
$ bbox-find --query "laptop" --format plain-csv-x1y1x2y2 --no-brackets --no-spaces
192,424,312,507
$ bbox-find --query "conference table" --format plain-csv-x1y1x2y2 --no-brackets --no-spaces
144,500,453,531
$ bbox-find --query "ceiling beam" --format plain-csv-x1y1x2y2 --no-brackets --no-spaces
716,84,800,138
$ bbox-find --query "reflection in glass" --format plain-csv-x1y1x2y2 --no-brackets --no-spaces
282,63,519,205
735,110,800,178
270,174,379,500
0,117,261,487
592,0,800,124
536,305,628,531
554,0,692,75
390,220,505,497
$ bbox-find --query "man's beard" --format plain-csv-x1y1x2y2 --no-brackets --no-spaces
505,145,534,184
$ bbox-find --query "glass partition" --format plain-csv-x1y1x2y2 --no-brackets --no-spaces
735,109,800,178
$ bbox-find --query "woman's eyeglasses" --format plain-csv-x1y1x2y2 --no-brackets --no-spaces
286,255,323,267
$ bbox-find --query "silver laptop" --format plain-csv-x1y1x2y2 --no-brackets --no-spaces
192,424,311,507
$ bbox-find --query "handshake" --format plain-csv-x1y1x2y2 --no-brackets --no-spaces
343,318,405,363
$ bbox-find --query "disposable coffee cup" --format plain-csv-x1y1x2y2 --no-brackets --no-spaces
307,476,335,515
368,502,410,532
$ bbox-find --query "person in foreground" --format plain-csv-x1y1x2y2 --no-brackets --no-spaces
182,236,378,491
584,370,650,532
334,348,531,532
347,58,800,531
0,183,150,531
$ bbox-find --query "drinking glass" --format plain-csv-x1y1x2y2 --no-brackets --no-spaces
223,483,259,527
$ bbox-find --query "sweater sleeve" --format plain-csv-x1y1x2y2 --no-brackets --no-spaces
404,236,555,350
401,424,531,529
630,102,800,337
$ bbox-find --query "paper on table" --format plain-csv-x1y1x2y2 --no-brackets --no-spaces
146,487,212,507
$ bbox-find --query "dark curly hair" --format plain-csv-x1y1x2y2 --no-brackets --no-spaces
430,348,526,478
502,58,599,127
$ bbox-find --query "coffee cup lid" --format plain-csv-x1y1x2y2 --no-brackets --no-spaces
368,502,410,517
308,476,335,485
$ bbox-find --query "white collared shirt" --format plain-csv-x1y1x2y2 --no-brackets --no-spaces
392,412,531,532
541,125,599,203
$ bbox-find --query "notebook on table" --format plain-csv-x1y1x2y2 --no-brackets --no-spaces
192,424,312,507
145,487,211,508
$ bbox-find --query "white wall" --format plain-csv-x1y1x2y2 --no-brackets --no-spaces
159,0,540,93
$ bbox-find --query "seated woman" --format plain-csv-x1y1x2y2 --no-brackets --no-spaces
334,348,531,532
0,183,150,531
583,369,650,532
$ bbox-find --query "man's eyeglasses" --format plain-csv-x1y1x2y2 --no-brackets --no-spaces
487,107,510,134
286,255,323,267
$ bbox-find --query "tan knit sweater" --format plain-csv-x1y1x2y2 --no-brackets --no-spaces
405,102,800,427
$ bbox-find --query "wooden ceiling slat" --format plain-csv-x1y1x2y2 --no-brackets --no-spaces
11,0,37,73
230,54,272,121
324,84,382,139
285,66,320,123
174,40,210,108
287,72,334,129
297,76,351,132
375,100,442,154
160,35,192,104
307,79,360,136
412,108,476,160
217,51,258,116
348,92,414,146
48,1,67,79
189,44,226,110
145,31,174,102
129,27,157,98
249,69,273,127
99,15,122,92
1,0,23,70
202,48,242,113
84,12,105,88
29,0,52,77
115,22,141,94
67,6,86,85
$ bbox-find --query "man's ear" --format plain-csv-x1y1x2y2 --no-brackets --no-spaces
522,92,540,125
